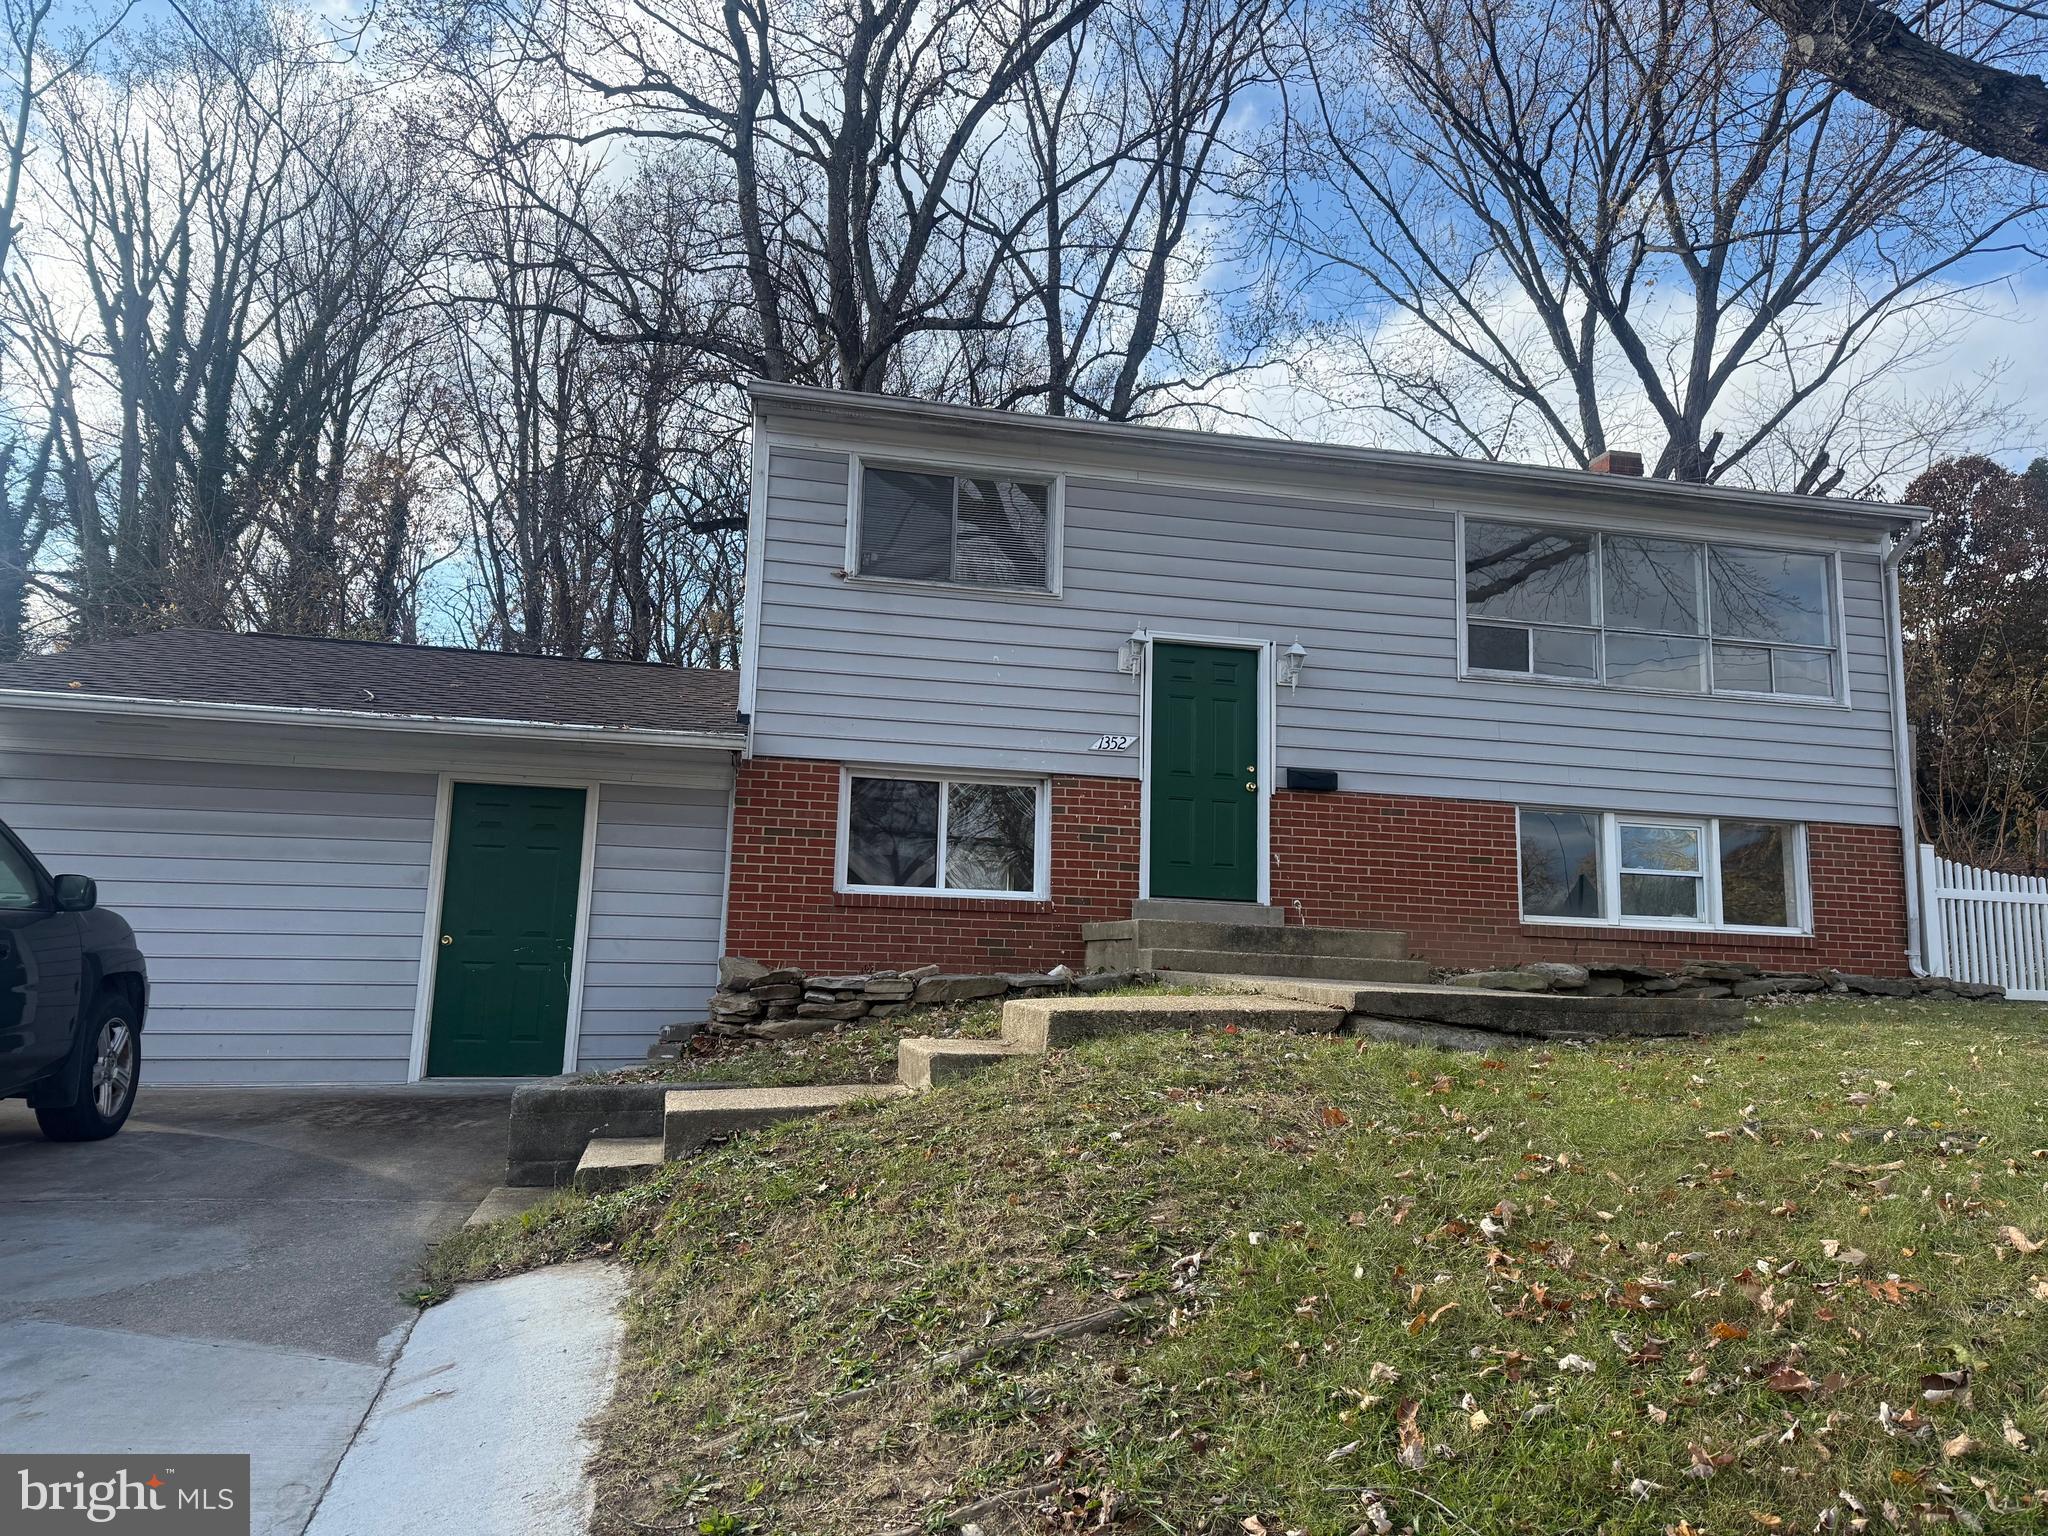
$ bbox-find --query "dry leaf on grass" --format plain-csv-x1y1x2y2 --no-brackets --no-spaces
1395,1400,1426,1471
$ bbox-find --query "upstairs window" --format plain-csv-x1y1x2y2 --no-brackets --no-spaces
1464,518,1840,701
856,463,1054,591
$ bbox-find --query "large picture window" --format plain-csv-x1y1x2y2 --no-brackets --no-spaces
841,772,1046,898
1517,808,1806,932
1465,518,1841,701
855,463,1054,592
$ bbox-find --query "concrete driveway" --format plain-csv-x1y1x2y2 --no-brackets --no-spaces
0,1084,514,1536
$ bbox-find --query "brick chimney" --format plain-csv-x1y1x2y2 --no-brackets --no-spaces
1587,449,1643,476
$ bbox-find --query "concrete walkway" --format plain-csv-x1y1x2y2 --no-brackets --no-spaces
306,1263,627,1536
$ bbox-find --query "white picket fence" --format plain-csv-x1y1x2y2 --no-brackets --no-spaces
1920,846,2048,1000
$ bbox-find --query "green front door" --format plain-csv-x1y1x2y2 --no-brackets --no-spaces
425,782,587,1077
1148,642,1261,902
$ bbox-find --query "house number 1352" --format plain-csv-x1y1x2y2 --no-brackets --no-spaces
1090,734,1135,752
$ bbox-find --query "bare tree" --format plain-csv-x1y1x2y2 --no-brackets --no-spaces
1276,0,2041,489
13,1,450,648
1001,0,1288,420
1755,0,2048,172
0,0,132,657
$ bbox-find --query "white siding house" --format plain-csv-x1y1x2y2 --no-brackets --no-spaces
0,634,740,1085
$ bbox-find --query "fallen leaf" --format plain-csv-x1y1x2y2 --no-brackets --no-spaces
1396,1400,1426,1471
1767,1366,1815,1395
1919,1368,1971,1404
1321,1106,1352,1129
1711,1321,1751,1341
1686,1443,1737,1480
1557,1353,1597,1374
1999,1225,2043,1254
1941,1432,1976,1461
2002,1418,2029,1451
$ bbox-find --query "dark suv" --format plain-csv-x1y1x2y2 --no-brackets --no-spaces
1,816,148,1139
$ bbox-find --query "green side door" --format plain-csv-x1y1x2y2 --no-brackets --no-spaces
425,782,587,1078
1148,642,1261,902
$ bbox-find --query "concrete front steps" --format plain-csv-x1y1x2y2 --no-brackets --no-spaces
1082,899,1430,986
572,975,1747,1190
573,1083,910,1192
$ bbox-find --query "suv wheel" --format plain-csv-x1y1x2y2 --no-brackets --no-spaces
37,991,141,1142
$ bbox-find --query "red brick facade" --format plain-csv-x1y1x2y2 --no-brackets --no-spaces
724,756,1910,976
724,756,1139,972
1268,790,1909,974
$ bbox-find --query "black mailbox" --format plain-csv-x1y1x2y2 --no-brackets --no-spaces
1284,767,1339,793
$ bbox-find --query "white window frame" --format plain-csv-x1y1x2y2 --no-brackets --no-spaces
1454,512,1852,707
1515,808,1811,935
835,766,1052,901
1613,815,1710,928
843,452,1066,599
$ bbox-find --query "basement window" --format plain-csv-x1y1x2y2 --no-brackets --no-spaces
1517,808,1808,933
840,770,1048,899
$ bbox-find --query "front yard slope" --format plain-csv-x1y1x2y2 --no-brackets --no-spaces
430,1001,2048,1535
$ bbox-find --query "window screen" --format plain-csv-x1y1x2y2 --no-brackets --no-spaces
858,469,952,582
858,466,1051,589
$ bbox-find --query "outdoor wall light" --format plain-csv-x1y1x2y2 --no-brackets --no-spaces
1117,629,1148,675
1279,640,1309,690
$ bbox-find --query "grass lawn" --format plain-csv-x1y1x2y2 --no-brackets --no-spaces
432,999,2048,1535
586,998,1008,1090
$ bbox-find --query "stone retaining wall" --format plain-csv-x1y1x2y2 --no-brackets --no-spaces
650,956,1148,1054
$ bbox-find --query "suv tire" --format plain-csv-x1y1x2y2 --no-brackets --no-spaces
36,989,141,1142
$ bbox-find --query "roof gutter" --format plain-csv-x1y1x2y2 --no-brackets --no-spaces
0,686,748,752
748,380,1928,536
1881,519,1933,977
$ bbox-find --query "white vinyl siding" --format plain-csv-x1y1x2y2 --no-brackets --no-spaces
0,750,437,1085
0,748,729,1083
577,783,727,1071
749,445,1902,827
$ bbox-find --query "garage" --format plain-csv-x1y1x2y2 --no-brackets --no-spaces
0,631,741,1085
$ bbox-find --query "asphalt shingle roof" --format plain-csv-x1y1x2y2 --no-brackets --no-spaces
0,630,742,737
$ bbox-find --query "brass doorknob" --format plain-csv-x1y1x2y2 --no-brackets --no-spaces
440,934,453,946
1244,781,1256,792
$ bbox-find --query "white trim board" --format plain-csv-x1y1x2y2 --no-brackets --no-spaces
409,774,603,1082
1136,632,1275,906
0,685,744,751
0,704,736,790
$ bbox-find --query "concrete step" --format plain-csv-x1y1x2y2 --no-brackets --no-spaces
1132,949,1433,983
1082,919,1409,960
1131,898,1284,926
662,1083,911,1157
896,1036,1037,1090
1001,993,1344,1051
571,1136,666,1193
1165,973,1747,1045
